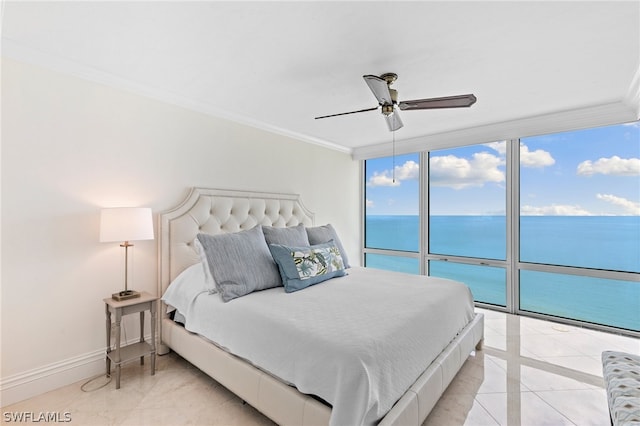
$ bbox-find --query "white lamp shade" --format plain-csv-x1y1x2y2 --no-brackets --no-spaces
100,207,154,243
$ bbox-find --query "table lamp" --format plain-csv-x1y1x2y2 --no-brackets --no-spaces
100,207,154,300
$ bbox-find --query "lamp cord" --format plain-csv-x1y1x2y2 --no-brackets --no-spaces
80,374,111,392
81,318,129,392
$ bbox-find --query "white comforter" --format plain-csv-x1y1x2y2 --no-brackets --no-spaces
174,267,475,426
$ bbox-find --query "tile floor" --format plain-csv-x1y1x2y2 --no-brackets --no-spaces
2,308,638,425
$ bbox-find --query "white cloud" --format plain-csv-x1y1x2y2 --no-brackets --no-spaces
367,160,419,187
521,204,593,216
520,143,555,168
484,141,506,155
429,152,504,189
367,173,399,187
597,193,640,215
365,198,374,208
484,141,555,169
577,156,640,176
394,160,419,181
523,194,640,216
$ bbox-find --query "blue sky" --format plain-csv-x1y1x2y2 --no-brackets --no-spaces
365,121,640,216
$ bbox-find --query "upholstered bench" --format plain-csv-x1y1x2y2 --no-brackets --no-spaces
602,351,640,425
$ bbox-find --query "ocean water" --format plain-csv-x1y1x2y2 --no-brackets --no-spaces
365,215,640,331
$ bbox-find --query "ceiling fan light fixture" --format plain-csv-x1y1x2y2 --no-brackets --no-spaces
385,111,403,131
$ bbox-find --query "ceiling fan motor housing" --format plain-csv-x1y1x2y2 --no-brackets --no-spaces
384,88,399,114
381,74,398,116
380,73,398,84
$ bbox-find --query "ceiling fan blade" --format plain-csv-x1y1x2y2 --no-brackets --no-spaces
315,106,378,120
385,111,404,131
363,75,393,105
398,94,477,111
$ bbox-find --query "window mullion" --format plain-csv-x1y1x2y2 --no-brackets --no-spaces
507,138,520,314
420,151,428,275
360,159,366,268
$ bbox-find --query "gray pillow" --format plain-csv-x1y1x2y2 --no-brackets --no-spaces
262,224,310,246
306,224,350,268
193,237,217,294
196,226,282,302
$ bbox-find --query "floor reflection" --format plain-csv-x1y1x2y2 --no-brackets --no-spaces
3,308,637,425
423,308,638,426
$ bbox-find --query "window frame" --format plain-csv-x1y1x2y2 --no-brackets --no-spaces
361,152,424,273
361,134,639,337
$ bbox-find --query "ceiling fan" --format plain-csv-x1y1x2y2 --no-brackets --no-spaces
315,73,477,131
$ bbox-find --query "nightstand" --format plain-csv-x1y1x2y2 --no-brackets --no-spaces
104,291,157,389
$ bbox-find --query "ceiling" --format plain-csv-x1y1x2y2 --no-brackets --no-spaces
2,1,639,158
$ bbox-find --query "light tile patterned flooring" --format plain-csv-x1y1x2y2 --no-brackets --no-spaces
2,308,638,425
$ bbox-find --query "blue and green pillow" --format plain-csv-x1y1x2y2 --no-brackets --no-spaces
269,240,346,293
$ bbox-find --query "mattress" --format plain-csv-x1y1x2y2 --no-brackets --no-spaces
165,266,475,426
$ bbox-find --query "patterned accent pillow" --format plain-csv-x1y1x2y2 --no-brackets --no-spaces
602,351,640,426
269,240,347,293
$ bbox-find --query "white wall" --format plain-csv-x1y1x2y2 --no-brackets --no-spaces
0,58,360,405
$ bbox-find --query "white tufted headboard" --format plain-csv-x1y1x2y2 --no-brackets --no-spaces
158,188,315,305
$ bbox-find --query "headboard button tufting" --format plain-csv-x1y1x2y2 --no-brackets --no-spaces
161,188,315,285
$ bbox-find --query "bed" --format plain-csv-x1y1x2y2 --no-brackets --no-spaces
157,187,484,426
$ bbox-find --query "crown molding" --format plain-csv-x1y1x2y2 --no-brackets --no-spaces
352,100,638,160
624,64,640,115
4,38,635,160
1,39,351,155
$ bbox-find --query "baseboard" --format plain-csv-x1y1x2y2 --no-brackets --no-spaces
1,335,151,407
0,349,104,407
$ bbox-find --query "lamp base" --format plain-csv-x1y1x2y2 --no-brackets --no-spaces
112,290,141,301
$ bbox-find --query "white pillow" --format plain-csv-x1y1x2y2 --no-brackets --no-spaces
161,263,209,316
